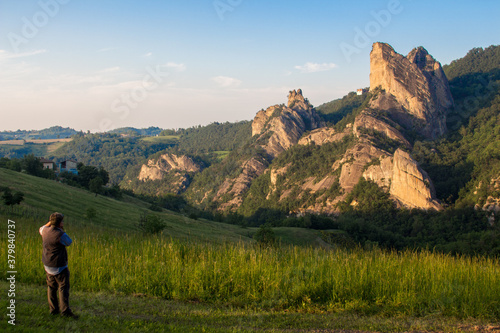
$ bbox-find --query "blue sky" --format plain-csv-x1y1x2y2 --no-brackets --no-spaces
0,0,498,132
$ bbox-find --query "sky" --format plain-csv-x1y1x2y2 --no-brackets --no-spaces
0,0,498,132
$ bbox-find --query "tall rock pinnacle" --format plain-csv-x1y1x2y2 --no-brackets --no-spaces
369,42,454,139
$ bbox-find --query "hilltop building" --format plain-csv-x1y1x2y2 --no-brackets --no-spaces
357,88,368,95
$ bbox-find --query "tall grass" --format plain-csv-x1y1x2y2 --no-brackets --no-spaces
2,216,499,319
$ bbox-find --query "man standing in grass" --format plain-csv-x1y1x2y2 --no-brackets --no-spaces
39,212,77,318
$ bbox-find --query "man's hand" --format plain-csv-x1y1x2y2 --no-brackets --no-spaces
44,221,51,227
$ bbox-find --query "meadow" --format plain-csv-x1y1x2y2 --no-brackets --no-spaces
2,215,499,320
1,168,499,331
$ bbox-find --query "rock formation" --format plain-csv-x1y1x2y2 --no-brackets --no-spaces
215,156,269,211
389,149,442,210
138,153,201,181
370,42,454,139
184,43,450,213
298,125,352,146
214,89,324,211
252,89,324,157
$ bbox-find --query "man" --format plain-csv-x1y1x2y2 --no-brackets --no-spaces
39,212,77,318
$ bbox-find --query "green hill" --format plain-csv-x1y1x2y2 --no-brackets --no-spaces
0,167,325,245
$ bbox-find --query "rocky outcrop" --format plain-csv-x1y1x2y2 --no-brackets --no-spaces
252,89,324,157
190,44,450,213
389,149,442,210
370,42,454,139
214,89,324,211
353,113,411,148
334,143,391,192
298,125,352,146
215,156,269,211
138,153,201,181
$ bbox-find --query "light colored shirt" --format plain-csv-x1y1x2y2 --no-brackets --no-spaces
39,225,73,275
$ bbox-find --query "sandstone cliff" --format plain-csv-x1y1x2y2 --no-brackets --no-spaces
252,89,324,157
298,125,352,146
213,89,324,211
138,153,201,181
370,42,454,139
251,43,448,213
132,153,203,195
183,43,449,214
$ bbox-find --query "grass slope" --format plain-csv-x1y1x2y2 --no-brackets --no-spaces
1,168,499,331
0,168,322,245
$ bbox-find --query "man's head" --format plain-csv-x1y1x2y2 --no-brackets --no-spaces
49,212,64,227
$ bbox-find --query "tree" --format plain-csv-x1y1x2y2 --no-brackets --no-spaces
98,166,110,185
89,177,104,196
137,212,167,234
21,154,43,176
254,223,276,246
1,188,24,206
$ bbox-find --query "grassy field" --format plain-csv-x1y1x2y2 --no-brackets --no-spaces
213,151,230,160
139,136,180,144
1,167,499,331
2,282,498,333
0,139,73,157
3,217,499,319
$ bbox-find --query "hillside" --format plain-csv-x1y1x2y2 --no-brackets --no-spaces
1,44,499,250
413,45,500,208
0,167,325,246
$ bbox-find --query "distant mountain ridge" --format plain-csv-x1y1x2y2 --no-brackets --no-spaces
0,126,78,140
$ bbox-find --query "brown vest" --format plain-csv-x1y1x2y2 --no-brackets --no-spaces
42,226,68,268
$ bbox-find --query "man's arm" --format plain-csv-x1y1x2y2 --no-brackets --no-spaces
39,222,51,235
60,233,72,246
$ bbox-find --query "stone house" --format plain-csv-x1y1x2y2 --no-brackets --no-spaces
59,160,78,175
39,158,56,170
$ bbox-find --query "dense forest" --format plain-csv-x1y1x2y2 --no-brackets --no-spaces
159,121,252,157
315,90,368,125
51,133,176,184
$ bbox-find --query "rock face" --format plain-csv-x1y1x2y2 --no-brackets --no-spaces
353,113,411,148
138,153,201,181
252,89,324,157
214,89,324,211
188,43,449,213
298,126,352,146
389,149,442,210
370,42,454,139
124,153,204,196
215,156,269,211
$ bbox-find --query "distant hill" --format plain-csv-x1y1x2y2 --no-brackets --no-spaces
444,45,500,81
0,126,78,141
108,126,164,137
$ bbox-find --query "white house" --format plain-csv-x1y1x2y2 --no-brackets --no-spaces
39,158,55,170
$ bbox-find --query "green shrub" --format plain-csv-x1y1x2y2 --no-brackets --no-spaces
137,212,167,234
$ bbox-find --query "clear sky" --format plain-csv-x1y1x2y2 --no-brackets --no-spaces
0,0,498,132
